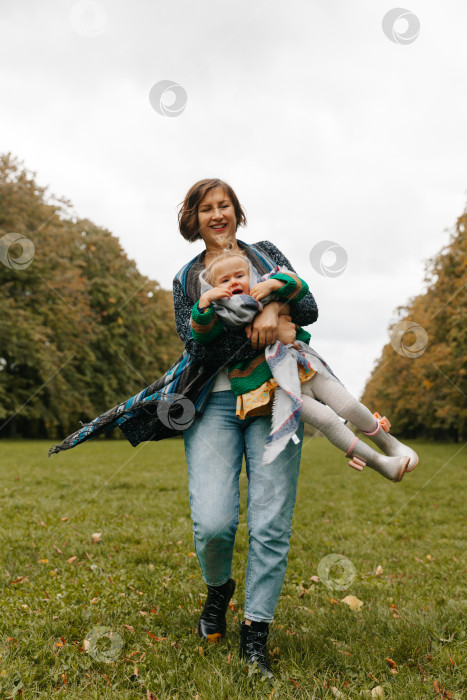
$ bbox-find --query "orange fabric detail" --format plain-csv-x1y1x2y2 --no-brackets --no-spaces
236,362,316,419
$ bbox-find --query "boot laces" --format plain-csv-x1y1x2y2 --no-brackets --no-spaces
203,584,229,620
245,627,270,665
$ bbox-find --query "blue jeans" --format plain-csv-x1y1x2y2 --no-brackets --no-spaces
183,389,304,623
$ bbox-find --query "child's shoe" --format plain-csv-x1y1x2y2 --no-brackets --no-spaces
346,437,409,482
363,413,419,472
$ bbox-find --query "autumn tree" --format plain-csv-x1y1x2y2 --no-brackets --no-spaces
361,209,466,441
0,153,183,440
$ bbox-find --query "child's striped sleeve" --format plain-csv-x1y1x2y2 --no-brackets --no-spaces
190,301,225,344
270,271,309,302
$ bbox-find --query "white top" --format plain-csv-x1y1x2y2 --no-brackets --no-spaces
211,367,232,392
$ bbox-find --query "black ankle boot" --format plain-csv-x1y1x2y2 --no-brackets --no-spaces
197,578,236,639
239,620,273,678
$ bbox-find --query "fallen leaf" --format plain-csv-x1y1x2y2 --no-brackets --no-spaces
371,687,385,698
426,554,433,561
385,658,397,669
90,597,98,604
146,691,157,700
67,556,77,564
197,646,204,656
329,598,340,605
53,545,63,555
375,565,384,576
91,532,102,543
38,559,48,564
146,632,167,641
227,652,231,664
49,570,57,578
341,595,363,611
139,611,148,616
60,517,68,522
290,678,300,688
188,552,196,557
124,625,135,633
310,575,319,583
9,577,27,585
83,639,90,652
207,632,222,643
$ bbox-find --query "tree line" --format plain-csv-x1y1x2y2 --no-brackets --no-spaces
0,153,183,440
1,153,465,441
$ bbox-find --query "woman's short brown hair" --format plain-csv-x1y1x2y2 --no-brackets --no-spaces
178,178,247,243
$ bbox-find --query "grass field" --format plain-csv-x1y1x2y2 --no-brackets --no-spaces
0,437,465,699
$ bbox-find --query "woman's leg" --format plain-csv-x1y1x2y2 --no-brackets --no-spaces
183,390,244,586
242,417,304,623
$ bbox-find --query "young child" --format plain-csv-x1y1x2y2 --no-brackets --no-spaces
191,250,419,481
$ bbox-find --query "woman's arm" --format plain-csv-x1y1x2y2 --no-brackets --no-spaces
255,241,318,327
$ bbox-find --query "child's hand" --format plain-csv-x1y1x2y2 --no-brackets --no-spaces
250,278,284,301
198,287,232,308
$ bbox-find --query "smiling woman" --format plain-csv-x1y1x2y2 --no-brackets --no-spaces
172,177,319,677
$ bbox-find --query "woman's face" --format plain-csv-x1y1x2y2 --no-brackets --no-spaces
197,186,237,249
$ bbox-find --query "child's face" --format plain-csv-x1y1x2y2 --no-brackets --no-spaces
212,258,250,295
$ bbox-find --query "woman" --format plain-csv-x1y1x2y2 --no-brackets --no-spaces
174,178,318,677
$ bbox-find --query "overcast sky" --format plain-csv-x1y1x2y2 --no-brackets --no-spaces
1,0,466,399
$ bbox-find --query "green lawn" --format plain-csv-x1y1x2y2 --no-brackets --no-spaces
0,437,465,699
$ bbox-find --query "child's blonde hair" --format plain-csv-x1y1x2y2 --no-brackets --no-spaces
203,250,250,286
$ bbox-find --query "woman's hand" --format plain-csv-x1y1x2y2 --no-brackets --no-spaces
276,315,298,347
245,301,283,349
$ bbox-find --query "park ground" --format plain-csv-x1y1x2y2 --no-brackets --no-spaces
0,437,465,699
